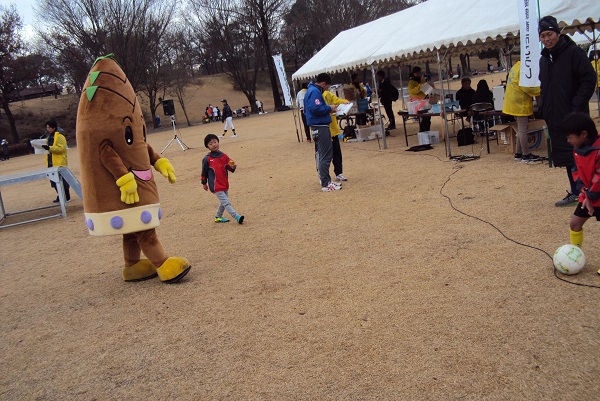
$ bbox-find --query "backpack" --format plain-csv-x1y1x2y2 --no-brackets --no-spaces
342,124,357,139
390,87,399,102
457,128,475,146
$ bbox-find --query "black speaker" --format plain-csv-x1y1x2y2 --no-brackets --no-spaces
162,99,175,116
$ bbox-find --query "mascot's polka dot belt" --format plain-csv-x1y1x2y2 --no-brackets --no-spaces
84,204,162,236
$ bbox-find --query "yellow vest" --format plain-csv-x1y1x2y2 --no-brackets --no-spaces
323,91,348,137
408,77,426,100
49,131,68,167
592,59,600,88
502,61,540,117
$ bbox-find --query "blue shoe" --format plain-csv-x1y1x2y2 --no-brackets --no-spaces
236,215,244,224
215,217,229,223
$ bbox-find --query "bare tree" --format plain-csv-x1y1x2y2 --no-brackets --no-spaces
140,38,172,125
36,0,176,93
186,0,262,112
163,29,200,126
186,0,291,111
243,0,291,111
0,5,40,143
280,0,420,67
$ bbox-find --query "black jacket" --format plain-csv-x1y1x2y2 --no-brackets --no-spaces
378,77,396,105
221,104,233,121
539,35,597,167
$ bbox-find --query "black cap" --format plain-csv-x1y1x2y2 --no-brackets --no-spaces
539,16,560,35
221,99,227,103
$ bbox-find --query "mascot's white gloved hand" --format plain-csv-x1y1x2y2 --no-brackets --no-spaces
154,157,176,184
116,172,139,204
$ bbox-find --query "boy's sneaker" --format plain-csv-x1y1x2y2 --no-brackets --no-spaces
215,217,230,223
521,153,542,163
231,134,237,138
514,153,522,161
322,182,341,192
336,174,348,181
236,215,244,224
555,191,579,207
219,135,225,138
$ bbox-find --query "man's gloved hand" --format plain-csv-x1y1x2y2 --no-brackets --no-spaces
42,145,49,150
154,157,176,184
116,172,139,204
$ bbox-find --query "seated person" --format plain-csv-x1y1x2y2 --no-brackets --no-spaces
408,66,431,132
471,79,494,130
455,77,475,119
472,79,494,105
349,73,368,124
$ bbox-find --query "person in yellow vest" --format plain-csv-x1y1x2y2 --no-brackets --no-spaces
591,50,600,99
408,66,431,132
502,61,541,163
319,90,349,182
41,119,71,202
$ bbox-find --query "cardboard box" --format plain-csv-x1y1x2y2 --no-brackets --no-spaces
490,119,547,154
418,131,440,145
490,124,513,153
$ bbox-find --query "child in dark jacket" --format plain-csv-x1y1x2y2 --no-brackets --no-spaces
201,134,244,224
562,112,600,274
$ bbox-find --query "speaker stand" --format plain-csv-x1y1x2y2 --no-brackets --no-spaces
161,116,191,154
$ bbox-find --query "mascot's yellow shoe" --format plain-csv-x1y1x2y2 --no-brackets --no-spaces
122,259,158,282
156,257,191,283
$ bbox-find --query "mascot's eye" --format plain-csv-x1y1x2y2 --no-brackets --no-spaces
125,126,134,145
143,125,147,142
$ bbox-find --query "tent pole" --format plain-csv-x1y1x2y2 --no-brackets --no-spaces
290,80,302,143
371,64,388,149
437,50,451,158
593,24,599,117
398,66,406,110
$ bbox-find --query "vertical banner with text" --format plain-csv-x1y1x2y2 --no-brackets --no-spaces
517,0,541,87
273,54,293,107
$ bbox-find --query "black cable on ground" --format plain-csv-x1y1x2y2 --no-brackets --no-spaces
441,166,600,289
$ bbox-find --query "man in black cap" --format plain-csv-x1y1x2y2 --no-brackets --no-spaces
538,15,597,206
220,99,237,138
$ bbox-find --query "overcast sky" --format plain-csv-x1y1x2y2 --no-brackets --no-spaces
0,0,36,37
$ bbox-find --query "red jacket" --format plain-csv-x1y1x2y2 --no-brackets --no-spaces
573,136,600,206
201,151,235,193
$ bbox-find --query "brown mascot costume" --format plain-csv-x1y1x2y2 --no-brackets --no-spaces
76,54,191,283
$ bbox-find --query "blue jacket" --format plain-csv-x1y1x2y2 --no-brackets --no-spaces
304,82,332,126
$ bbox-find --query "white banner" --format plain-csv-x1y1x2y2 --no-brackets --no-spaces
517,0,541,87
272,54,293,107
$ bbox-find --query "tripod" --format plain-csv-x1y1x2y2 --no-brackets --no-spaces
161,115,191,154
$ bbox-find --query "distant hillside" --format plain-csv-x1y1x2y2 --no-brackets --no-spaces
0,70,280,146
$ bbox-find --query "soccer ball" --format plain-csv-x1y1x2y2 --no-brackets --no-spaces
553,244,586,275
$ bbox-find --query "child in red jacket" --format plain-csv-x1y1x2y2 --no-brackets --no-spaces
562,112,600,274
201,134,244,224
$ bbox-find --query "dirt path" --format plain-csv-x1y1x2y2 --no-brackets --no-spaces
1,104,599,400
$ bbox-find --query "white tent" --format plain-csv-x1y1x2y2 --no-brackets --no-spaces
292,0,600,81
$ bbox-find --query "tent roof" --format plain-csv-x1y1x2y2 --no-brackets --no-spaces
292,0,600,81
